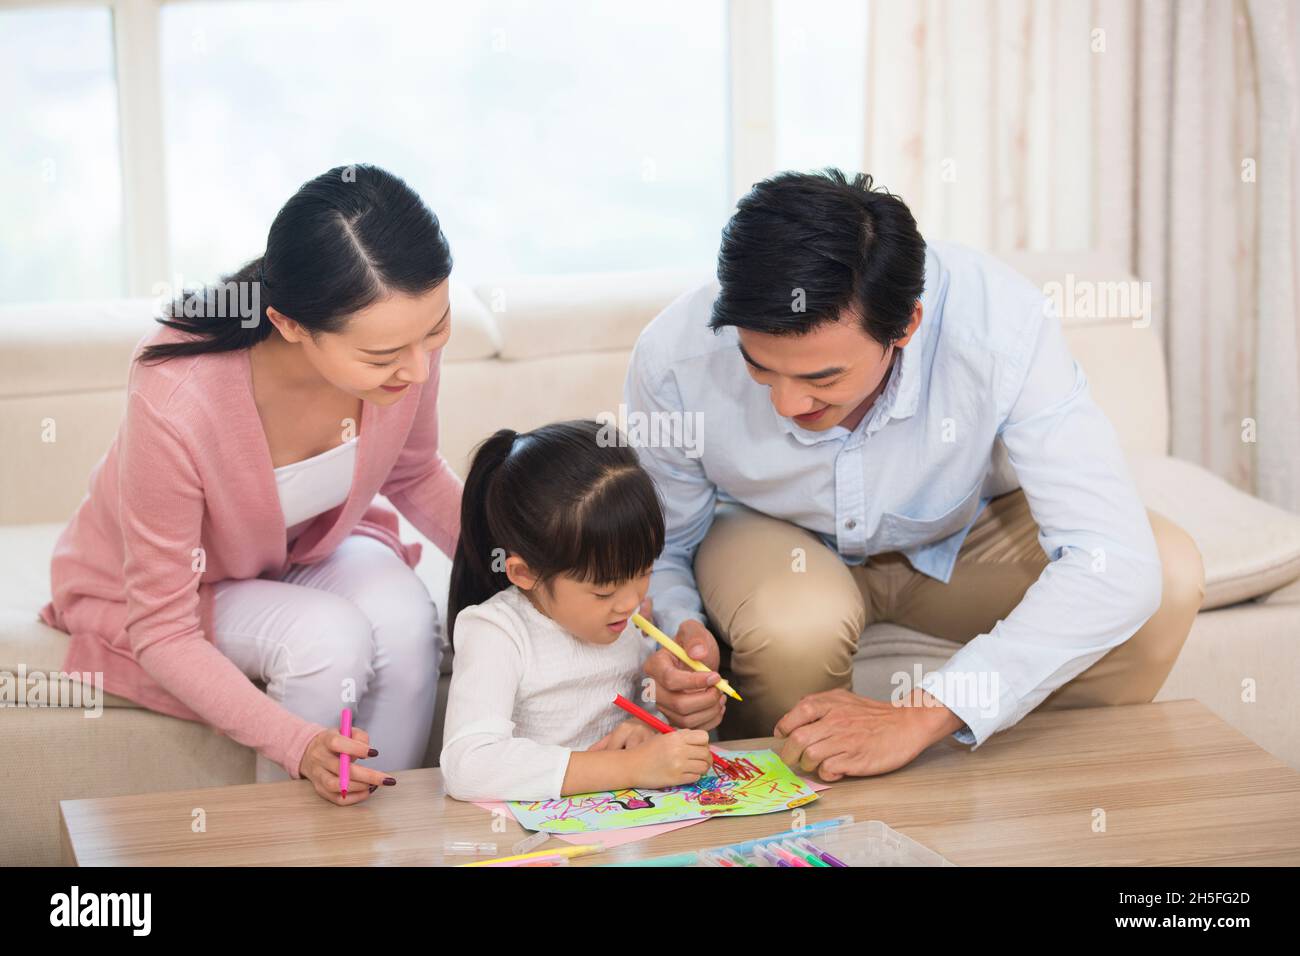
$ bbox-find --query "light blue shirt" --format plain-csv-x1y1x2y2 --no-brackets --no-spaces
622,240,1162,749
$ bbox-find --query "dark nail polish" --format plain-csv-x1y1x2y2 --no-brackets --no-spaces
367,748,379,757
368,784,378,793
383,777,397,786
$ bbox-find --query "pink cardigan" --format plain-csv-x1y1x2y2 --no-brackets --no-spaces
39,323,463,778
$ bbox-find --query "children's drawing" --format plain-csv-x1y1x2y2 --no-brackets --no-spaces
507,749,819,834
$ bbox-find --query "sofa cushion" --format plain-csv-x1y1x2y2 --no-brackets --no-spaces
1130,455,1300,610
475,269,711,361
0,523,140,710
1258,575,1300,608
442,280,501,363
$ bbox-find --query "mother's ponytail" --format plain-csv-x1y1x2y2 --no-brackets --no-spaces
446,429,519,645
139,163,452,364
139,256,274,362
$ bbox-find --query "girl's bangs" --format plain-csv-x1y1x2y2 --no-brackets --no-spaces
557,471,665,587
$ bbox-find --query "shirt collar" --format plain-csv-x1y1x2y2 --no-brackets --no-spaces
772,245,936,446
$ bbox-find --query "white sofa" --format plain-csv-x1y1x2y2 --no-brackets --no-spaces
3,253,1300,866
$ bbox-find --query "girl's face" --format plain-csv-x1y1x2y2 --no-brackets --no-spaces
508,560,652,646
266,280,452,406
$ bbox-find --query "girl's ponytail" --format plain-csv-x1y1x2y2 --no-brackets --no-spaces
446,428,518,644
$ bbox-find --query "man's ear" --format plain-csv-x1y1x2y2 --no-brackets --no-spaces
892,300,923,349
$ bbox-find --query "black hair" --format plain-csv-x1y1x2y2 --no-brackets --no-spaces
446,420,666,645
139,164,452,363
709,168,925,345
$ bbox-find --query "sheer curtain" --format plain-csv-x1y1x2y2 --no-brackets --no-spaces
861,0,1299,511
1139,0,1298,511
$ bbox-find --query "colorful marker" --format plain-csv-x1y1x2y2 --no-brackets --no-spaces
796,838,847,867
339,708,352,798
717,815,854,856
781,840,829,867
612,694,738,776
631,612,743,701
460,843,604,867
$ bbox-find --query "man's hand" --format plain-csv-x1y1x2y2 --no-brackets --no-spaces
774,688,962,781
640,599,726,731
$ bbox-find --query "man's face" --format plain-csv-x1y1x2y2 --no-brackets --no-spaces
736,302,921,431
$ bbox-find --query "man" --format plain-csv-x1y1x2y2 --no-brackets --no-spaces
625,168,1205,780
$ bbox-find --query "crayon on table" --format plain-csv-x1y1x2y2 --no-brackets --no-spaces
459,843,604,867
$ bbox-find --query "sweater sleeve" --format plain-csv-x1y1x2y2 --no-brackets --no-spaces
439,608,572,802
381,348,463,558
118,390,330,779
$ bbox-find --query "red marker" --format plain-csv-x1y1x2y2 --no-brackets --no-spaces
612,694,736,777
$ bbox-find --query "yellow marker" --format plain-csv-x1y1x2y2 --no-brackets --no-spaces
631,612,743,702
459,843,604,867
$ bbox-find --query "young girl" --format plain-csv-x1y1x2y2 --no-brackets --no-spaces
439,419,712,802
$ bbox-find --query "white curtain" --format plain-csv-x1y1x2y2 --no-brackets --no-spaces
862,0,1300,512
863,0,1128,258
1140,0,1299,511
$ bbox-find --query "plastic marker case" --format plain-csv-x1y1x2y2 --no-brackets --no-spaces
607,819,953,867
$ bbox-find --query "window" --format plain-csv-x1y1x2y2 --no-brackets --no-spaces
159,0,731,287
772,0,869,176
6,0,868,302
0,5,125,304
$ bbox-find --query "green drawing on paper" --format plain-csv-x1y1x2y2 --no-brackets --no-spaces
507,748,820,834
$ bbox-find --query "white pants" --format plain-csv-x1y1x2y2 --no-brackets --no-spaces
212,534,443,782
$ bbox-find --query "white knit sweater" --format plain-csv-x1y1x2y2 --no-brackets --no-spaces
439,585,655,801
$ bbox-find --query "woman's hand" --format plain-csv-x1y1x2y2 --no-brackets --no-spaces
588,718,660,751
298,726,396,805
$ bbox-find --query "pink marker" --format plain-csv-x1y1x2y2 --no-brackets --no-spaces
769,843,811,867
339,708,352,798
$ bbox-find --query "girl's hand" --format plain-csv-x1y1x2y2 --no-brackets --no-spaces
630,729,712,789
298,727,395,805
588,718,659,751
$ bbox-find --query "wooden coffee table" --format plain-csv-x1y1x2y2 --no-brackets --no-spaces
59,699,1300,866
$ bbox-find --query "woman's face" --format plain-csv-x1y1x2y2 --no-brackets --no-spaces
268,280,452,406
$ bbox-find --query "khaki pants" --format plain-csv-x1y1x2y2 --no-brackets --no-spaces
696,489,1207,739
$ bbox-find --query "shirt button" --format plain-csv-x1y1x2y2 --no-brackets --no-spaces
844,518,857,530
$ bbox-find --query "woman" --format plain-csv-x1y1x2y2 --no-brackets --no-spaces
39,164,462,805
